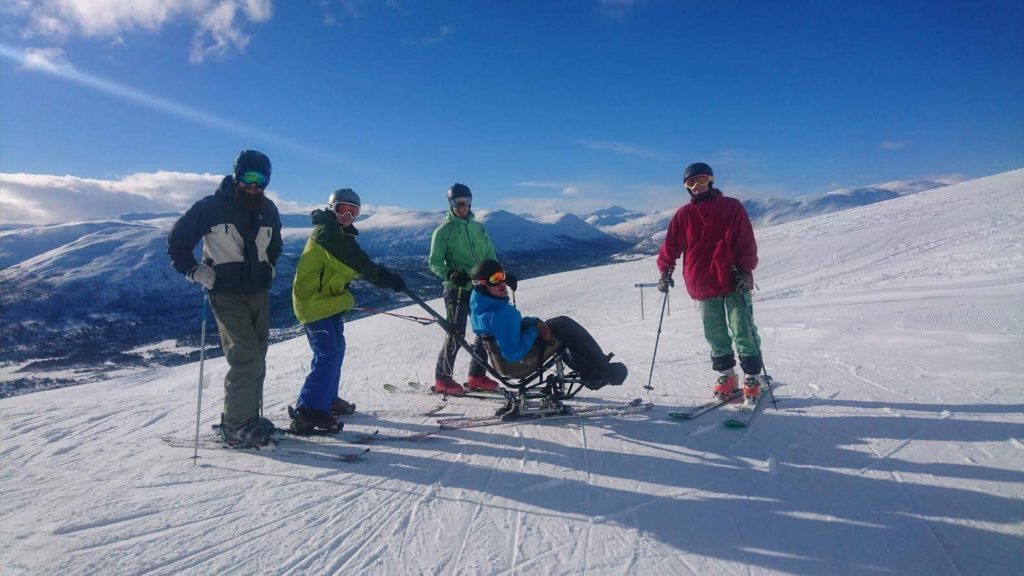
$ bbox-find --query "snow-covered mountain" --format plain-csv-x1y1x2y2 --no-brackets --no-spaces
1,169,1021,575
0,208,629,395
590,179,953,248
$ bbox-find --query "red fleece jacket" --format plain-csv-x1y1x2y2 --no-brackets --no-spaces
657,189,758,300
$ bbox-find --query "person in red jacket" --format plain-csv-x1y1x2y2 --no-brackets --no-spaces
656,162,766,406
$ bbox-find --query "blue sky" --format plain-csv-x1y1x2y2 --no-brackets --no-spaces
1,0,1022,223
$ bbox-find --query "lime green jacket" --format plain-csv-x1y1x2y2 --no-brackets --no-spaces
428,210,497,290
292,210,390,325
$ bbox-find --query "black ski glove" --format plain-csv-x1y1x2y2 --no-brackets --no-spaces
732,266,754,292
505,273,518,291
378,268,406,293
657,269,674,293
448,269,469,286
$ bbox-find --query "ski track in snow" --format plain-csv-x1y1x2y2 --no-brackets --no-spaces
3,171,1024,575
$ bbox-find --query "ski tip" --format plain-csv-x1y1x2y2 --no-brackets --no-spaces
338,448,370,462
723,419,747,428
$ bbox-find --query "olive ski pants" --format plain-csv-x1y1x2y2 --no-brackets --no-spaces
209,291,270,429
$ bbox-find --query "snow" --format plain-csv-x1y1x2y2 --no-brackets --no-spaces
2,170,1023,575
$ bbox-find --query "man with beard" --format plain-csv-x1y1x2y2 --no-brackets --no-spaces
168,149,283,447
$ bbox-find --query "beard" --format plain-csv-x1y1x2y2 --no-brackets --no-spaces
235,187,264,210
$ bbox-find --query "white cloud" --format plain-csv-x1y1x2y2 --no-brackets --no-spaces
0,171,224,225
0,44,341,161
515,181,568,189
880,140,911,150
20,46,73,73
599,0,641,18
572,138,665,159
562,186,582,197
7,0,272,63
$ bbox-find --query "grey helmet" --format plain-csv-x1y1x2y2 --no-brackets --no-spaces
327,188,361,211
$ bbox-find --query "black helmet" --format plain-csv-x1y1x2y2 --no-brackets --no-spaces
234,150,272,186
447,183,472,203
470,259,503,289
327,188,361,210
683,162,713,182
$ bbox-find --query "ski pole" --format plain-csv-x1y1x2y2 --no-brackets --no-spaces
741,284,777,410
643,290,670,391
192,290,209,463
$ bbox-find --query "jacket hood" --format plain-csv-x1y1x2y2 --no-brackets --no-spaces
470,290,510,312
446,208,476,222
311,208,359,235
215,175,235,200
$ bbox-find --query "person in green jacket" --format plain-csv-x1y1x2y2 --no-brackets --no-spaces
290,188,406,433
428,183,513,395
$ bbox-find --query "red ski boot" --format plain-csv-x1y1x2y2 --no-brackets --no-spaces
713,373,739,400
432,376,466,396
466,375,501,392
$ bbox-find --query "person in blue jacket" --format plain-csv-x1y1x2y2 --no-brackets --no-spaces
468,259,627,389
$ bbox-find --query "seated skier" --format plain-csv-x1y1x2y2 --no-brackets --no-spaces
468,259,627,390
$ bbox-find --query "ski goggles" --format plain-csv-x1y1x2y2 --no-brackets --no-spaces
472,269,506,287
450,198,471,209
684,174,713,189
332,202,360,218
239,171,268,187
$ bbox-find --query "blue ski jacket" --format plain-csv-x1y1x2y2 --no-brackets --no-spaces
469,289,540,362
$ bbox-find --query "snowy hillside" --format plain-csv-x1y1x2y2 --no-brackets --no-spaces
1,169,1021,574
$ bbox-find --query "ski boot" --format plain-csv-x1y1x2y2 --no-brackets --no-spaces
742,375,761,407
467,374,501,392
218,415,274,448
605,362,628,386
288,405,342,435
331,397,356,417
713,372,739,400
432,376,466,396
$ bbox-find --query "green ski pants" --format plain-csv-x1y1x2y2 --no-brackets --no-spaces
700,290,762,373
209,290,270,429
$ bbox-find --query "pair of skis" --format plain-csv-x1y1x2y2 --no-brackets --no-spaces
436,397,653,430
668,376,773,428
164,426,372,462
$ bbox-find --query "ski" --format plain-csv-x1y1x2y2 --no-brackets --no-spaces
383,382,507,402
667,390,743,420
163,431,370,462
274,427,380,445
723,376,774,428
437,398,652,430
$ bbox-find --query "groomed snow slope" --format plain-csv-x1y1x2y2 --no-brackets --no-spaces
1,170,1022,575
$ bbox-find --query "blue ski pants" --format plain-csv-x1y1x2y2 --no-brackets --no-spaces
297,313,346,413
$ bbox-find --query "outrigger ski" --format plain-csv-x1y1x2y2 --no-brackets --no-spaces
667,390,743,420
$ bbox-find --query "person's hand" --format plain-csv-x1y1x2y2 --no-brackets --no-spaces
449,270,469,286
657,269,674,293
537,320,552,342
732,266,754,292
505,273,518,291
379,268,406,292
187,262,216,290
